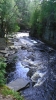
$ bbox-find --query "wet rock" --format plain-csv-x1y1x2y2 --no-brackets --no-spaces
0,53,3,57
0,50,7,54
27,69,35,78
21,46,27,50
31,71,48,87
7,78,30,91
28,54,35,61
5,47,9,51
9,45,15,50
7,54,18,63
48,49,54,54
0,38,6,50
5,50,15,58
40,49,45,52
27,47,34,52
23,59,42,67
5,53,9,58
9,45,18,50
9,51,15,55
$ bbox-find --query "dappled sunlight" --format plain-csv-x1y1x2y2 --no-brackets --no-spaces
15,62,29,79
20,38,34,46
16,32,29,38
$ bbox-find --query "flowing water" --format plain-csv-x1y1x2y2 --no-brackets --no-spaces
6,32,56,100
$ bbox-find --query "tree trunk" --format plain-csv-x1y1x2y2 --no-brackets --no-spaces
0,18,5,37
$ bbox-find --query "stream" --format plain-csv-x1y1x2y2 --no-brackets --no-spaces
6,32,56,100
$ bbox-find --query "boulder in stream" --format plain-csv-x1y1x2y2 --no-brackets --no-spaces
6,78,30,91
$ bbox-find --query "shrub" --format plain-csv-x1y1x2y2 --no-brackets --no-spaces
0,57,7,86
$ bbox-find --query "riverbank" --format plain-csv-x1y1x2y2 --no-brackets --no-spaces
30,34,56,50
0,34,24,100
0,86,24,100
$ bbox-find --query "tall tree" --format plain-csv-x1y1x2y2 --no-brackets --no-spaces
0,0,20,37
30,0,56,39
29,0,41,37
41,0,56,40
16,0,30,30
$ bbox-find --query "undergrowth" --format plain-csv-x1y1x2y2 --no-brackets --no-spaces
0,86,24,100
0,57,24,100
0,57,7,86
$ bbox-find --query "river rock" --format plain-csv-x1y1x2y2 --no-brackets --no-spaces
0,50,7,54
0,38,6,50
0,53,3,57
6,78,30,91
5,53,9,58
21,46,27,50
9,45,17,50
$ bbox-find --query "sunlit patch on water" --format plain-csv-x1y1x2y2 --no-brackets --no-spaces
16,32,29,38
15,62,29,79
20,38,34,46
30,40,37,44
6,62,29,83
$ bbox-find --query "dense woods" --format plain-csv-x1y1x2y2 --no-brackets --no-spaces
16,0,30,30
30,0,56,46
0,0,20,37
0,0,30,37
0,1,56,100
0,0,56,46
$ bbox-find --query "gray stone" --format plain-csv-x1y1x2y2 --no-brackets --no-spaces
0,53,3,57
0,38,6,50
9,45,17,50
5,53,9,58
0,50,7,54
6,78,29,91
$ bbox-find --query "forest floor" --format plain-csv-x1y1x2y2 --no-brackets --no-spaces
0,94,15,100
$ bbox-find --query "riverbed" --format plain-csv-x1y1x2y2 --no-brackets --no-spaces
6,32,56,100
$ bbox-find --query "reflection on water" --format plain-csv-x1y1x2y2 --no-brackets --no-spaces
6,62,29,83
15,62,29,79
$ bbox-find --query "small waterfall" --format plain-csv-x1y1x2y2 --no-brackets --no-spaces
31,70,48,87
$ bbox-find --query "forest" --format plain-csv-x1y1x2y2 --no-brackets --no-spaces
0,0,56,46
0,0,56,100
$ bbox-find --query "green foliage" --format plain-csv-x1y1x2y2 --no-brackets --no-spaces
0,0,20,37
0,86,24,100
16,0,30,30
0,57,6,86
30,0,56,38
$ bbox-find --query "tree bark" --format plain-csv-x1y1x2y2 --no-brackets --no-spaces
0,18,5,37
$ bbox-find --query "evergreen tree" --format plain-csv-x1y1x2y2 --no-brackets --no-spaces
0,0,20,37
16,0,30,30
